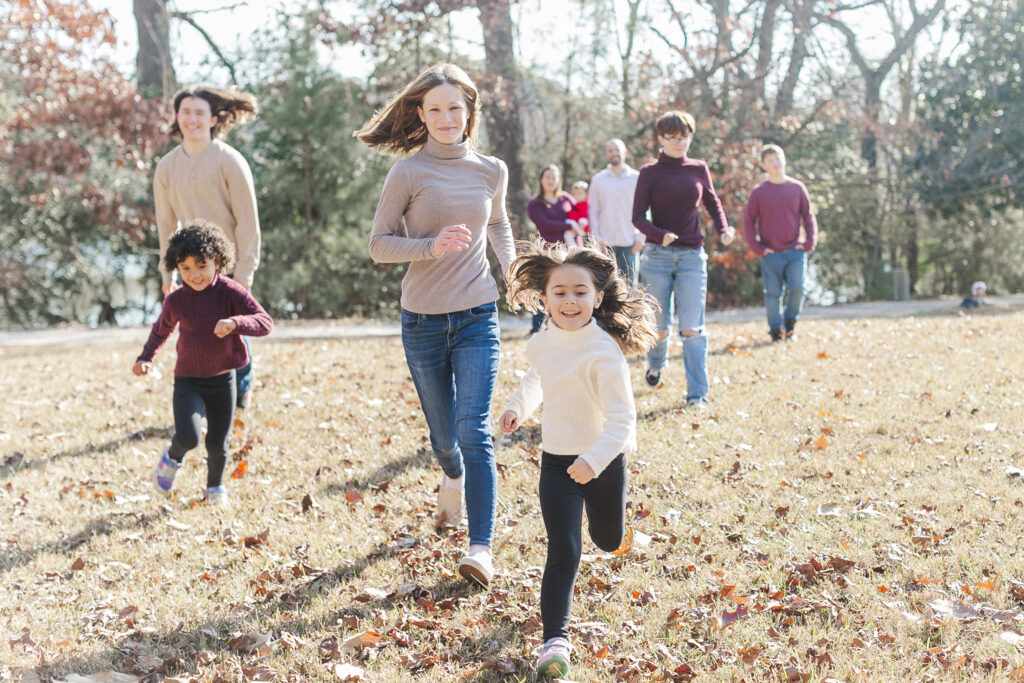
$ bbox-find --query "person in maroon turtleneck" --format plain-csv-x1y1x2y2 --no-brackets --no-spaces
632,110,735,406
133,221,273,505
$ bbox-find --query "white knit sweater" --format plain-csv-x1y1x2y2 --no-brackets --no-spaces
505,319,636,475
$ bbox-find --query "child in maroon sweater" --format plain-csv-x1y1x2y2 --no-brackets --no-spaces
133,221,273,505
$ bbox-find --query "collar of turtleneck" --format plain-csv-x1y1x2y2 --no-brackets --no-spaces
657,151,689,167
423,135,472,160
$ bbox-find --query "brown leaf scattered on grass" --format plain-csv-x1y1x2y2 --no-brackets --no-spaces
302,493,318,511
345,489,363,505
226,631,274,655
242,528,270,548
340,630,383,654
280,630,305,650
928,599,981,623
230,460,248,479
715,605,749,631
70,557,85,571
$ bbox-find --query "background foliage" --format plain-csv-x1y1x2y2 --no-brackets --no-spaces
1,0,1021,326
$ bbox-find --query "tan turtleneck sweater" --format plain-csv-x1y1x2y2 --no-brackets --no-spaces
154,139,261,287
369,136,517,314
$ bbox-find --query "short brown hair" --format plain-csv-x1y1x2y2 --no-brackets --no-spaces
354,63,480,154
760,144,785,162
655,110,696,137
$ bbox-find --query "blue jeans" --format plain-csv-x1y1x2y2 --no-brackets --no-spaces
640,244,708,402
611,245,638,286
760,249,806,332
401,302,500,548
236,336,253,407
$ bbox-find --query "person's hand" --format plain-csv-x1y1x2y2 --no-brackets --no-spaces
720,226,736,246
214,318,237,338
567,457,596,484
133,361,151,376
763,247,774,255
499,410,520,433
432,224,472,257
632,236,645,254
161,280,179,297
661,231,679,247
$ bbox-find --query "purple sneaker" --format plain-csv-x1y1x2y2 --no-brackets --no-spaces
153,447,181,495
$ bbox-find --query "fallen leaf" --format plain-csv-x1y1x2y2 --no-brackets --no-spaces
340,630,382,653
230,460,248,479
70,557,85,571
226,631,274,655
928,599,981,622
814,435,829,450
715,605,748,631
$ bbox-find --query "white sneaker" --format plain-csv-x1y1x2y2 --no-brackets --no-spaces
436,475,463,526
458,547,493,587
536,637,571,678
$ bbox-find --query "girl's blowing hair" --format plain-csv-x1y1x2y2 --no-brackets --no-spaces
507,239,659,356
535,163,564,203
170,85,259,139
354,63,480,154
164,220,235,273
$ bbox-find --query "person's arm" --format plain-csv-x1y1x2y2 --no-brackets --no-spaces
223,151,261,288
631,170,671,244
527,198,574,243
486,159,517,281
505,365,543,427
699,164,729,237
742,190,767,257
800,183,818,252
577,353,635,476
136,300,178,364
368,164,441,263
587,178,602,238
153,163,177,289
226,285,274,337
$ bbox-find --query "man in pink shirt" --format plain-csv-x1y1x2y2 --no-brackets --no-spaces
743,145,818,342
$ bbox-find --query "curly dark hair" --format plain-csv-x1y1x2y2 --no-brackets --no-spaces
163,220,235,273
506,239,659,357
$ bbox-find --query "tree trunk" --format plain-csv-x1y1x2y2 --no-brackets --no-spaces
478,0,527,238
775,0,813,120
133,0,176,98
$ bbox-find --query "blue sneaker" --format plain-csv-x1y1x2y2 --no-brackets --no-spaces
153,447,180,495
204,486,229,506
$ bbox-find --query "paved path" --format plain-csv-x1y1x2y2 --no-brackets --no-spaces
2,295,1021,349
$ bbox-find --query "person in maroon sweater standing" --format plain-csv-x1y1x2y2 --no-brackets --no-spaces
632,110,735,406
743,144,817,342
133,221,273,505
526,164,583,333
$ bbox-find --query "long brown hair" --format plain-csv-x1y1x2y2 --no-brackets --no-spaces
170,85,259,139
354,63,480,154
534,164,567,204
506,239,659,357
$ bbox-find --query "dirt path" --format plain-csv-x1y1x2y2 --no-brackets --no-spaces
2,295,1020,348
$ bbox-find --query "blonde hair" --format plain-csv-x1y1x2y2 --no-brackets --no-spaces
354,63,480,154
570,180,588,192
506,239,659,356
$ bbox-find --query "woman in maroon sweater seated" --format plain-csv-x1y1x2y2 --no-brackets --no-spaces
133,220,273,505
525,164,584,333
632,111,735,405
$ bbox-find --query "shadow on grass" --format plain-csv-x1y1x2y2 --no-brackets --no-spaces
318,447,432,500
0,506,171,575
1,425,171,482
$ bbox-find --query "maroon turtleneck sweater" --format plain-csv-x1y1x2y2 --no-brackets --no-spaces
137,273,273,377
631,152,728,248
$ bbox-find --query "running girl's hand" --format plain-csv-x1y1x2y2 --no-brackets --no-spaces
661,231,679,247
499,410,520,433
133,361,152,376
432,224,472,257
567,457,596,484
720,226,736,246
214,318,237,338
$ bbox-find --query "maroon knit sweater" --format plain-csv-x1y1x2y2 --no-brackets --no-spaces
137,273,273,377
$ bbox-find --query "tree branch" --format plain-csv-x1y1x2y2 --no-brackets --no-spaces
169,11,238,84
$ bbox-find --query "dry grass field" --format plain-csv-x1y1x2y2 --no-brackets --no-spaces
3,305,1024,682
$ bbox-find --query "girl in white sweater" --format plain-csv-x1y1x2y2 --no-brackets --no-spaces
500,240,658,679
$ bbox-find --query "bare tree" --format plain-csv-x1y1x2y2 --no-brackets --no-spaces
134,0,176,96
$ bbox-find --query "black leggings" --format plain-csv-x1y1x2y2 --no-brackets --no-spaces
539,451,626,641
168,371,236,488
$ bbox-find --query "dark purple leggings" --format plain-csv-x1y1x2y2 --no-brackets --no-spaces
168,371,235,488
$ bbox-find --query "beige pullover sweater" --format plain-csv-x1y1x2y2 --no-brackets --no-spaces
505,320,636,476
154,139,261,287
369,136,517,314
